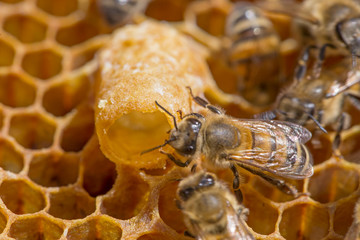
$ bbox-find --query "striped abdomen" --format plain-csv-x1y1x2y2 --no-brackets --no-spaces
233,120,313,179
225,3,282,105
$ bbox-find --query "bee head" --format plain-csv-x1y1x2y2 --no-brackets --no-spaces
178,172,216,202
336,17,360,57
140,102,204,156
278,94,315,121
169,116,203,156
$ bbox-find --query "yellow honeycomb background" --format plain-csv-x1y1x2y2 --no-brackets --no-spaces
0,0,359,239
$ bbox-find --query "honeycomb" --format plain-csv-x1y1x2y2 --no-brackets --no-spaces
0,0,359,239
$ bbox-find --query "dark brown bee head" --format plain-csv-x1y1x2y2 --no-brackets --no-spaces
277,93,327,132
169,116,203,156
140,102,204,156
178,172,224,224
178,172,216,202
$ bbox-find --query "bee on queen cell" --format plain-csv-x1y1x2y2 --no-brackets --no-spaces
177,171,255,240
142,87,314,201
224,2,284,106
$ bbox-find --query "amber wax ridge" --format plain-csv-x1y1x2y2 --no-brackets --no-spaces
95,20,216,169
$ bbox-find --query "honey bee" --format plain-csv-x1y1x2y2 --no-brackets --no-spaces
258,0,360,65
177,171,255,240
224,2,283,106
257,44,360,149
142,87,313,199
97,0,150,26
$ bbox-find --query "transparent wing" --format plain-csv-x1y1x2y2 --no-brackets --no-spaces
233,119,312,143
256,0,319,25
224,203,255,240
326,71,360,98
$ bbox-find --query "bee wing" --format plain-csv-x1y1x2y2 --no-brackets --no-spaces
345,221,360,240
229,119,313,179
268,120,312,143
326,71,360,98
224,204,255,240
256,0,319,25
345,199,360,240
234,119,312,144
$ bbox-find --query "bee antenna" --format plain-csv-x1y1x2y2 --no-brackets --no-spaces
155,101,178,130
305,113,328,133
140,138,176,155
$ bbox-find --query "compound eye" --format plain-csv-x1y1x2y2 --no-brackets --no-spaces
187,118,202,132
198,174,215,188
179,187,195,201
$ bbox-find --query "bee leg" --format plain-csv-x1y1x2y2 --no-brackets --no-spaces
184,231,196,238
346,90,360,110
294,45,315,82
186,86,223,114
253,110,277,120
312,43,335,79
190,164,197,173
259,173,299,196
239,164,299,196
332,112,350,151
230,165,243,203
160,150,192,168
